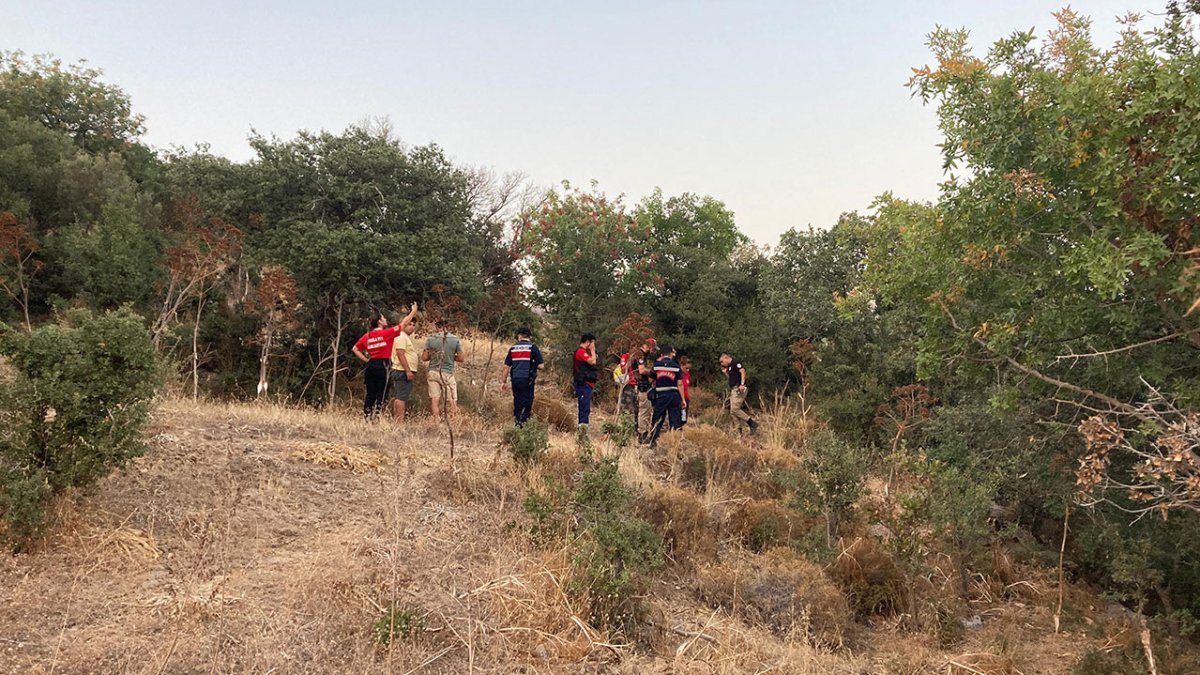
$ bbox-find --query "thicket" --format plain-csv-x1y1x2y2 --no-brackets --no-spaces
0,308,159,545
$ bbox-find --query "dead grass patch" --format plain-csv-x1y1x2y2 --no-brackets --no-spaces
636,484,714,564
532,395,577,433
425,462,515,506
290,442,387,473
697,549,851,649
829,537,906,619
725,499,811,552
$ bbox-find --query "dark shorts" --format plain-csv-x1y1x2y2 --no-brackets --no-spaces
390,369,414,401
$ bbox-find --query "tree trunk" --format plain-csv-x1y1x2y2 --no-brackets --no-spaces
257,308,275,398
328,295,344,406
192,293,206,400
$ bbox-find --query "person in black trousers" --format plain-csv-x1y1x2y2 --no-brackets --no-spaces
648,344,684,448
352,303,417,418
499,327,545,426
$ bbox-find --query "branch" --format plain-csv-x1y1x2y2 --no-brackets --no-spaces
937,299,1143,416
1054,331,1196,363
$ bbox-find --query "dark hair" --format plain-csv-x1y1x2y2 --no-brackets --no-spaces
367,309,383,329
679,356,691,366
435,317,450,329
517,326,532,338
659,344,675,356
580,333,596,343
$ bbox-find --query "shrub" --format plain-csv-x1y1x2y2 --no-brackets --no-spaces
0,309,159,545
791,430,868,543
725,499,809,552
601,414,635,449
373,605,425,646
660,424,760,493
500,418,550,464
697,550,851,648
568,456,663,633
636,484,713,563
828,537,906,619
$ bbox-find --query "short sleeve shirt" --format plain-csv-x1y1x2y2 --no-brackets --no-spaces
727,359,745,388
390,330,416,370
573,347,596,388
354,325,402,360
425,332,463,374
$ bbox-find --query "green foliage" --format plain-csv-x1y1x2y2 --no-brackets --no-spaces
791,431,869,542
0,308,159,544
372,605,425,646
0,51,145,154
500,418,549,464
568,457,663,632
601,414,635,449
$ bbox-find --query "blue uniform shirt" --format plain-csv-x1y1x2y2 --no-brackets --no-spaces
505,340,544,382
653,356,682,392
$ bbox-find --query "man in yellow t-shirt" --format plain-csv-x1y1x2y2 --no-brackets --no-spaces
389,320,418,423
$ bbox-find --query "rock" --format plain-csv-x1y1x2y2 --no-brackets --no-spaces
533,644,548,660
960,615,983,630
867,523,893,541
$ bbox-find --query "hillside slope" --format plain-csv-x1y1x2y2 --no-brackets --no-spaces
0,397,1174,674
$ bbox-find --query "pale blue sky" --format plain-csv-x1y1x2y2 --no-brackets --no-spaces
5,1,1138,242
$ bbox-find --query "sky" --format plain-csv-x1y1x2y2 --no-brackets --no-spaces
4,0,1140,244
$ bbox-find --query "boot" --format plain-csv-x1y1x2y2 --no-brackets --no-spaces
748,419,759,435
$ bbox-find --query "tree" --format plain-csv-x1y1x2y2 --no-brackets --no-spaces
247,265,300,398
0,51,145,154
0,212,42,331
517,182,644,346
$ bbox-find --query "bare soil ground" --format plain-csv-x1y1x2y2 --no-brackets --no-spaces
0,393,1179,674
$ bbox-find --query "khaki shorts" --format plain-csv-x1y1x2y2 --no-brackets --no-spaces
427,372,458,401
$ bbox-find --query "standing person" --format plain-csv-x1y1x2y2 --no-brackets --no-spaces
648,345,684,448
421,318,465,418
499,327,544,426
634,338,657,444
679,356,692,426
719,352,759,435
389,317,419,423
614,349,638,422
352,303,418,419
573,333,599,427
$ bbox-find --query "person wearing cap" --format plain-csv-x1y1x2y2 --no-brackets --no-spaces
352,302,418,419
500,327,544,426
720,352,759,435
648,344,684,448
633,337,658,443
422,317,465,418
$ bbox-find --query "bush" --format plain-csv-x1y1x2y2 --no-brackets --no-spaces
790,430,868,543
601,414,635,449
697,549,851,648
569,456,663,633
636,484,713,564
500,418,550,464
0,309,159,545
828,537,906,618
373,605,425,646
725,499,809,552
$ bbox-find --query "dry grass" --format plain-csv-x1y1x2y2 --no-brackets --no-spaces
829,537,907,619
290,441,388,472
724,499,811,552
696,549,852,650
636,484,715,564
0,393,1183,673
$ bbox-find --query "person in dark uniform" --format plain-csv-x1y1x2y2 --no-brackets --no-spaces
499,327,544,426
648,344,684,448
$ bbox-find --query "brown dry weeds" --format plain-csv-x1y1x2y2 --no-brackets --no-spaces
0,396,1173,674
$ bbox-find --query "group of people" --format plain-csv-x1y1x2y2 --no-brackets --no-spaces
352,306,761,446
351,303,466,421
504,330,760,448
